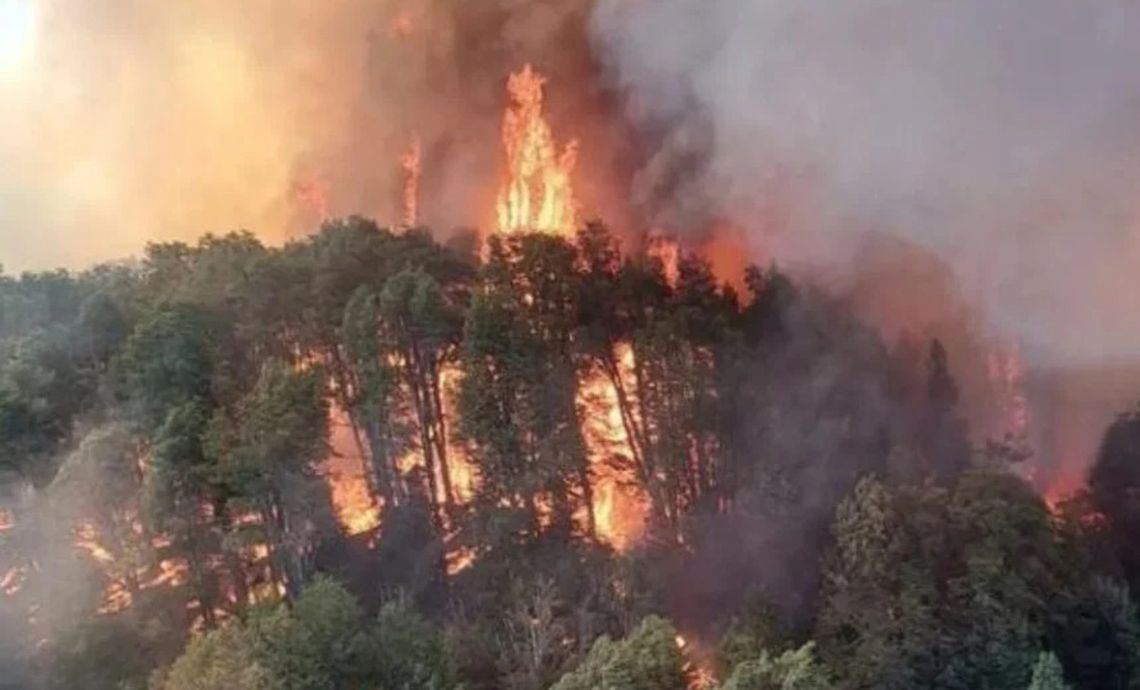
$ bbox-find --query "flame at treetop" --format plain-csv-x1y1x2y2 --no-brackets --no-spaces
401,136,421,228
496,65,579,237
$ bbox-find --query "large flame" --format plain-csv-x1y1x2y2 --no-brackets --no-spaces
495,65,578,237
490,66,644,549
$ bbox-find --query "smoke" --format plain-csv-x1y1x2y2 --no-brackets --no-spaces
589,0,1140,367
0,0,635,271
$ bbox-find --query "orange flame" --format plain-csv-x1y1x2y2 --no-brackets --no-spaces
401,135,421,228
676,633,717,689
441,363,477,504
495,65,578,237
74,522,116,567
579,343,648,550
324,407,381,535
648,233,681,287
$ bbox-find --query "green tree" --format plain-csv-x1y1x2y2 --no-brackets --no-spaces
209,362,330,600
157,624,270,690
718,643,830,690
243,577,374,690
1051,576,1140,690
1027,652,1071,690
458,233,590,542
550,615,689,690
365,598,458,690
1089,406,1140,593
817,471,1062,690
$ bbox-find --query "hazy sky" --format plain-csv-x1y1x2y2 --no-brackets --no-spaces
0,0,413,270
4,0,1140,366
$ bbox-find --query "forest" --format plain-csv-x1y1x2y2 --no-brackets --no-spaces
2,217,1140,690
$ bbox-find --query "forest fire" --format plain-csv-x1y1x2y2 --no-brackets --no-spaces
11,5,1140,687
496,65,579,237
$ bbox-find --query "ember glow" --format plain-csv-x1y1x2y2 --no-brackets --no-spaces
496,65,579,237
401,136,421,228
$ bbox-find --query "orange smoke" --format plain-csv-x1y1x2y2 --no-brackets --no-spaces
291,176,330,221
496,65,579,237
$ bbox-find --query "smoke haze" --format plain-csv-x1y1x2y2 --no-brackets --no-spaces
590,0,1140,366
0,0,631,270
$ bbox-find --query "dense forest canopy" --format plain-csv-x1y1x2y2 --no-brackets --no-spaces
1,218,1139,690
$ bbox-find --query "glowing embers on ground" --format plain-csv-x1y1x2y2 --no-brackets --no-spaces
579,343,649,550
496,65,579,237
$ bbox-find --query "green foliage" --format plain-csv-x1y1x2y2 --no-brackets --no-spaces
157,578,455,690
550,616,689,690
1027,652,1070,690
1050,576,1140,689
366,598,458,690
158,624,269,690
718,643,830,690
817,471,1063,690
245,576,373,689
119,304,215,430
458,234,590,541
716,598,786,677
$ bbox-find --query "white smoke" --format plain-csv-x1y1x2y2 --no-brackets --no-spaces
590,0,1140,365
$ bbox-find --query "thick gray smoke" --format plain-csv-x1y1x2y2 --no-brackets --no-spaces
590,0,1140,367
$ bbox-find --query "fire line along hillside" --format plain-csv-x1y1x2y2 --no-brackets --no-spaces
2,217,1138,690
